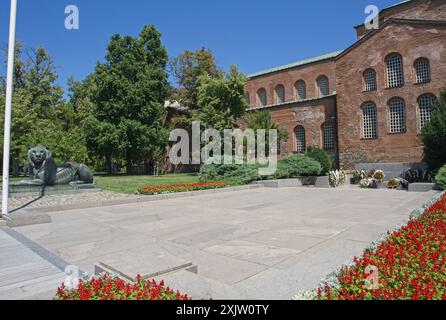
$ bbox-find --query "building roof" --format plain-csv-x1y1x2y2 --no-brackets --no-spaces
248,51,342,79
338,18,446,60
354,0,414,28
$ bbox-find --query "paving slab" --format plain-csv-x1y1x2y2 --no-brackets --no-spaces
10,187,439,300
0,228,66,300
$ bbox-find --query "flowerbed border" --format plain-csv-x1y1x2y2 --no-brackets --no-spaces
23,184,264,214
293,190,446,300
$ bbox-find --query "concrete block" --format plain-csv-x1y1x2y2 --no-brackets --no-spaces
408,183,436,192
5,212,51,227
315,176,330,188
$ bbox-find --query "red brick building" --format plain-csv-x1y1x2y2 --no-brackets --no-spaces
245,0,446,173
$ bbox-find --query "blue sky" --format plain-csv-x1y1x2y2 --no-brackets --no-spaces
0,0,399,94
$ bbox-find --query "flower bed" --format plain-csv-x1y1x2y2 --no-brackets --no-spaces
296,192,446,300
138,181,226,195
55,275,190,300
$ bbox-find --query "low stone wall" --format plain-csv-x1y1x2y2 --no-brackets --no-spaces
355,162,428,179
255,176,331,188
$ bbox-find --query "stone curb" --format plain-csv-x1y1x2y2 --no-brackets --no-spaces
23,184,264,213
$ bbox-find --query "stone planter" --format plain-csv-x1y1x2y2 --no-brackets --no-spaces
255,177,318,188
408,183,436,192
315,176,330,188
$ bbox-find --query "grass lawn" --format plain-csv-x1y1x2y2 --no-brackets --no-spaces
94,173,200,194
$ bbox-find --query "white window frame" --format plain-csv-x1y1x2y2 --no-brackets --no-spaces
257,88,267,107
317,76,329,97
415,58,431,84
388,98,406,134
362,102,378,139
275,85,285,104
295,80,306,100
386,54,404,88
295,126,306,153
322,123,335,151
418,94,436,130
363,69,377,91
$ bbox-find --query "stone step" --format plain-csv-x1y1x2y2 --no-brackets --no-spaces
93,245,197,283
3,211,51,227
156,270,245,300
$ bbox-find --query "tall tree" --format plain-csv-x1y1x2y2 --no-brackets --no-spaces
85,25,170,173
169,48,222,109
422,90,446,171
0,45,87,175
195,65,248,131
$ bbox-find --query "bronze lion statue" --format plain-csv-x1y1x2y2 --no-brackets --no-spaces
18,145,93,187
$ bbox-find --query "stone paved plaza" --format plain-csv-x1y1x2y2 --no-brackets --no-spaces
0,187,438,299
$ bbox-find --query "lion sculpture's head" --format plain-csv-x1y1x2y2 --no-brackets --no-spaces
28,145,52,169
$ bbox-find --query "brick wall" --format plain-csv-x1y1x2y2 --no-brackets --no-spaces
246,59,336,107
336,21,446,169
266,98,337,158
356,0,446,39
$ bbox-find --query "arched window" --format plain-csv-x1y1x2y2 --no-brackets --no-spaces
363,69,377,91
322,123,335,151
245,92,250,105
418,94,436,130
388,97,406,133
386,53,404,88
294,126,306,153
295,80,306,100
317,76,329,97
257,88,267,107
415,58,431,84
275,85,285,104
362,102,378,139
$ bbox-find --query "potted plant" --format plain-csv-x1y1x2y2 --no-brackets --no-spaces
350,170,365,185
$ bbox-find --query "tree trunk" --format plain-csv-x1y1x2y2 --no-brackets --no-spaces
105,155,113,175
126,156,132,175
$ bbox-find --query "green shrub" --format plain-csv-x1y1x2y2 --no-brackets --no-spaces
273,154,322,179
435,165,446,190
199,164,220,181
421,90,445,171
305,147,333,174
199,164,260,185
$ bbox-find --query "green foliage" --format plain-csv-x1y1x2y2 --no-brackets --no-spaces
305,147,332,174
435,165,446,190
273,154,322,179
0,45,87,172
244,110,289,152
199,163,260,185
169,47,222,109
195,65,248,131
421,90,446,171
84,25,170,172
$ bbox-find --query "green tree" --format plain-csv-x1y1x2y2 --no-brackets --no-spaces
195,65,248,131
86,25,170,174
169,47,221,109
244,109,289,155
421,90,446,172
1,45,87,175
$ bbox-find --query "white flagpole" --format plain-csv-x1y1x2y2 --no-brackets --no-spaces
2,0,18,218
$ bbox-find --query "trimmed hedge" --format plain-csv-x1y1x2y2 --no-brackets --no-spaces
199,164,260,185
272,154,322,179
200,155,322,184
305,147,332,174
436,165,446,190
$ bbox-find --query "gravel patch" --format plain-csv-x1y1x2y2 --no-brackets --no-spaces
2,191,137,211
